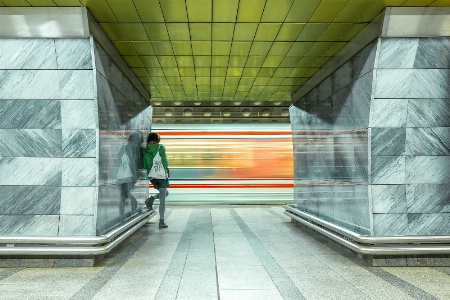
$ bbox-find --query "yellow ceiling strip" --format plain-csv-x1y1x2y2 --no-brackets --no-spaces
258,68,275,77
151,41,174,55
100,23,127,41
1,0,29,6
147,68,164,77
249,42,272,56
212,42,231,55
239,77,256,86
194,56,211,67
245,56,266,67
261,0,294,22
213,0,239,22
237,0,266,22
123,56,144,68
176,56,195,67
53,0,82,5
334,0,374,22
211,77,225,85
131,42,156,55
211,68,227,76
166,77,182,85
190,23,212,41
107,0,140,22
27,0,56,5
268,42,293,56
144,23,170,41
431,0,450,5
285,0,320,22
319,23,353,41
230,42,252,56
340,24,367,41
228,56,247,67
262,56,284,67
186,0,212,22
159,0,188,22
140,56,160,67
212,56,229,67
158,56,178,67
171,41,193,55
191,41,211,55
133,0,165,22
196,76,211,85
276,23,304,41
179,67,195,76
226,68,244,77
212,23,234,40
121,23,148,41
113,41,137,55
402,0,434,5
310,0,349,22
268,78,285,85
279,56,300,67
166,23,190,40
242,68,260,77
254,23,282,41
287,42,314,56
273,68,294,77
324,42,347,56
297,23,329,41
233,23,258,41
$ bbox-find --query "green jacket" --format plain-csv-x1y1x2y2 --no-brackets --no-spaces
143,143,169,176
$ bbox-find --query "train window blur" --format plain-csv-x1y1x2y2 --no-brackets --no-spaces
151,124,294,205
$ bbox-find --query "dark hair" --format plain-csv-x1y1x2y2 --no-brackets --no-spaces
147,132,160,144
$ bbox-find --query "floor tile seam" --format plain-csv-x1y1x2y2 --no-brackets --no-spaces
68,225,160,300
229,208,307,300
156,208,217,300
304,231,441,300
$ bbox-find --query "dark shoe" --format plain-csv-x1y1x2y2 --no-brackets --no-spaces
145,196,155,210
159,220,168,229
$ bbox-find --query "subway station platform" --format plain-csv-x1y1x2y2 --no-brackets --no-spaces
0,206,449,300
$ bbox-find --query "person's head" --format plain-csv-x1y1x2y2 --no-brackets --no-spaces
147,132,161,144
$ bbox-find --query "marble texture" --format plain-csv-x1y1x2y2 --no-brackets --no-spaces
55,39,92,69
0,215,59,236
371,184,407,213
60,187,97,215
0,100,61,129
371,156,406,184
369,99,408,127
0,186,60,214
58,215,96,236
0,39,57,69
292,35,450,237
0,129,62,157
61,100,97,129
406,128,450,156
0,70,61,99
371,128,406,156
0,157,61,186
60,70,95,99
407,184,450,213
62,129,97,157
377,38,418,69
406,156,450,184
407,99,450,127
62,158,97,186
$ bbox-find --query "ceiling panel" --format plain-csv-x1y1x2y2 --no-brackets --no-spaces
3,0,448,123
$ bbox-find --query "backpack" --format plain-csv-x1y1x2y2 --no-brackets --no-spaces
148,145,167,179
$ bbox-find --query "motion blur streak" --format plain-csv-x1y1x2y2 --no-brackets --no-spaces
151,124,294,205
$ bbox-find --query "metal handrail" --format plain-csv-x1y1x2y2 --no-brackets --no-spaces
0,210,153,246
284,205,450,244
285,210,450,255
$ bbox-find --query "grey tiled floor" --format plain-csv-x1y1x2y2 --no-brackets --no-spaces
1,206,450,299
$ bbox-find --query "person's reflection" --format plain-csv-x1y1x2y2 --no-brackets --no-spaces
116,131,143,220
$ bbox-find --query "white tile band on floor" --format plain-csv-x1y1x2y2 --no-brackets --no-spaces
0,206,449,300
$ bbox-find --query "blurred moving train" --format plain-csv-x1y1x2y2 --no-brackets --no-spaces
150,124,294,205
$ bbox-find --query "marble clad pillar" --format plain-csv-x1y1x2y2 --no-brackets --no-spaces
0,7,151,243
290,7,450,238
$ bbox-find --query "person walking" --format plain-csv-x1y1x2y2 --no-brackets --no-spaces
143,132,170,229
